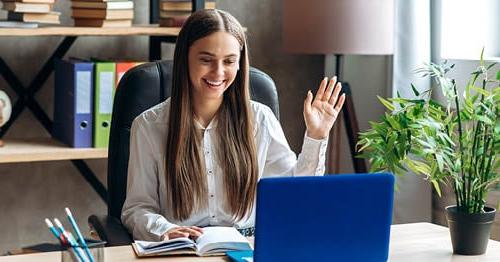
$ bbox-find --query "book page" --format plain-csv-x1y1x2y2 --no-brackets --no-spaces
134,237,196,256
195,227,252,256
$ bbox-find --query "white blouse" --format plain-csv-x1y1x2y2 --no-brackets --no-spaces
121,98,328,241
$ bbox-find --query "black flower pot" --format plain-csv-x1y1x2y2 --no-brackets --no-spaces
445,205,496,255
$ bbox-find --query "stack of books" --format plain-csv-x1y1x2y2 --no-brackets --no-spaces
71,0,134,27
0,0,60,27
159,0,215,27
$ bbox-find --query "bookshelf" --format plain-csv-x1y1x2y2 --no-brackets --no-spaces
0,26,181,36
0,138,107,163
0,0,208,203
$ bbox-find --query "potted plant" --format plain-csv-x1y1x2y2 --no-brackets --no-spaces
357,51,499,255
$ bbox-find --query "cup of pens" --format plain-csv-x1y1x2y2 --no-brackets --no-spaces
61,240,105,262
45,207,106,262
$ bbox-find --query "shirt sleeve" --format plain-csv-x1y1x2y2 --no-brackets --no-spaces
121,117,179,241
261,107,328,177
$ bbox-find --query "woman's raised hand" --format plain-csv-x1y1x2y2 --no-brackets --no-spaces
303,77,345,140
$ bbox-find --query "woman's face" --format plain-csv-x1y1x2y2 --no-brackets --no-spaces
188,31,241,103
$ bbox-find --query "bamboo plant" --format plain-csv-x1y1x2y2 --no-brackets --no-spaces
357,51,500,214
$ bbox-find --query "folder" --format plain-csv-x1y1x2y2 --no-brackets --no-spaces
53,59,94,148
93,62,116,148
115,62,137,88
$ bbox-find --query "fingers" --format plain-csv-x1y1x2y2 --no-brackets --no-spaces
322,77,337,102
314,77,328,102
168,232,190,239
164,226,204,240
303,90,313,116
335,94,346,112
324,93,345,117
328,81,342,105
182,227,203,237
175,227,203,240
190,226,204,234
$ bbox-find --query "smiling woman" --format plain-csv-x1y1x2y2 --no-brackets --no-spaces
120,9,345,242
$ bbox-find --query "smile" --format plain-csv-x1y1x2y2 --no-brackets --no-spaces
204,79,225,87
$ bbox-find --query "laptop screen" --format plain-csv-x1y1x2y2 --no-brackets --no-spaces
254,173,394,262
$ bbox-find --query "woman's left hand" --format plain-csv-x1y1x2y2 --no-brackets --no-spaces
303,77,345,140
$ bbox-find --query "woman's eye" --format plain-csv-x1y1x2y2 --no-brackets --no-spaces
225,60,236,65
200,58,211,63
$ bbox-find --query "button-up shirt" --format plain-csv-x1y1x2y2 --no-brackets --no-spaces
122,98,328,241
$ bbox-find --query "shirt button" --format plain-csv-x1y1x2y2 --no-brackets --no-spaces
212,215,216,218
205,151,210,155
208,170,213,175
210,194,214,198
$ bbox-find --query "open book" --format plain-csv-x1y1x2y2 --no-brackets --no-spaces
132,226,253,257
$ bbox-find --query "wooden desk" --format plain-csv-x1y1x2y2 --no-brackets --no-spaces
1,223,499,261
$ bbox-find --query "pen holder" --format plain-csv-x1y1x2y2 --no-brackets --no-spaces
61,240,105,262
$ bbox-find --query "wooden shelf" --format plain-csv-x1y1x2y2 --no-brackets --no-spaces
0,25,181,36
0,138,107,163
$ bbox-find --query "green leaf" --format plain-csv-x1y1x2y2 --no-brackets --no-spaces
435,153,444,172
357,140,372,153
378,96,395,111
486,62,497,71
432,180,442,197
385,114,401,129
496,69,500,80
386,133,397,153
480,47,485,66
472,86,490,97
471,72,481,84
476,115,493,125
404,159,431,175
411,84,420,96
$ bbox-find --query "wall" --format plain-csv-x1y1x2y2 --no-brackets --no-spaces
0,0,392,253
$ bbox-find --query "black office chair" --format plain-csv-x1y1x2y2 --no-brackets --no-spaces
88,60,279,246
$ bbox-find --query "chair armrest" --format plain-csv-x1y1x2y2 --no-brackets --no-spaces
88,215,132,246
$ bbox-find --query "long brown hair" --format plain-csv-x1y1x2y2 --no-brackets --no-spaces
165,9,258,221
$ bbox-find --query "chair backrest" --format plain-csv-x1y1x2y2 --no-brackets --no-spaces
107,60,279,219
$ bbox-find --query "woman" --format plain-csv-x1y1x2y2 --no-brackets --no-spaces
121,9,345,241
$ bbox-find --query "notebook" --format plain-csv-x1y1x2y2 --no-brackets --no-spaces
226,250,254,262
132,226,252,257
254,173,395,262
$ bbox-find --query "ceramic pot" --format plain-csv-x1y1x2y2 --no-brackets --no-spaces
445,205,496,255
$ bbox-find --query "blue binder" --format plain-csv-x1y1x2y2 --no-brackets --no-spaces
53,58,94,148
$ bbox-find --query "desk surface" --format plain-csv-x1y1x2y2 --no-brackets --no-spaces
1,223,499,261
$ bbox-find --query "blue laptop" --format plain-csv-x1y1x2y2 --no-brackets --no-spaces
253,173,394,262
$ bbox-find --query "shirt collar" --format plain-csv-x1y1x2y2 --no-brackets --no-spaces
194,117,217,130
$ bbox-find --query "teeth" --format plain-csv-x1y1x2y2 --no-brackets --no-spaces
205,79,224,86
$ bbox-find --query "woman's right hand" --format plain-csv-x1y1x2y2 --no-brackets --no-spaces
162,226,204,241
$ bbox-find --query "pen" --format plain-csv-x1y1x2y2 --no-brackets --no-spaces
45,218,80,261
45,218,66,244
54,218,87,262
65,207,95,262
